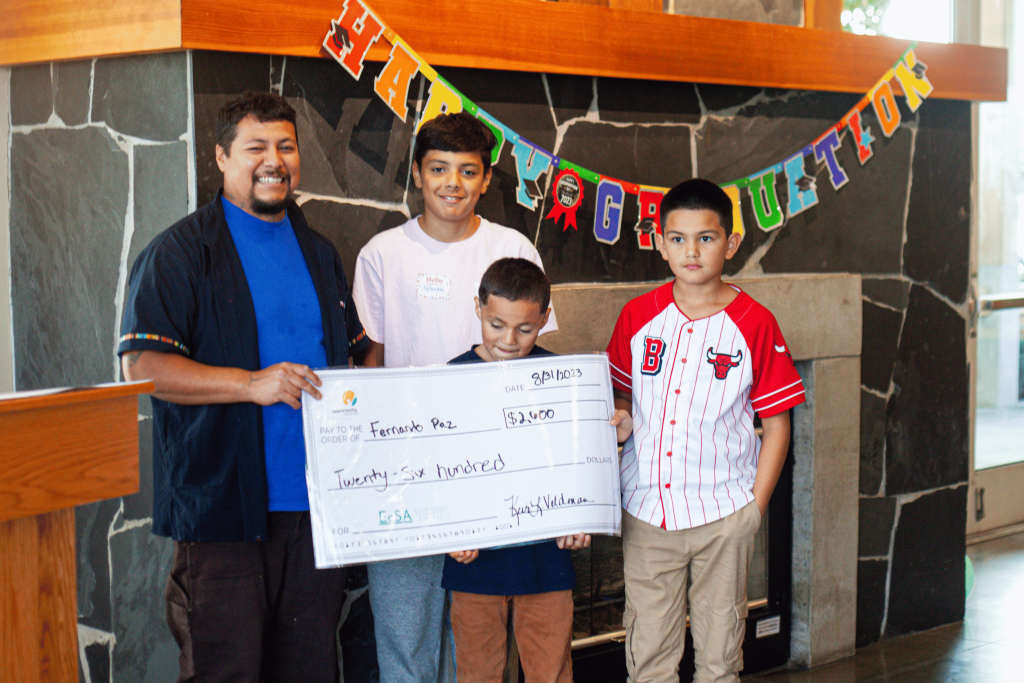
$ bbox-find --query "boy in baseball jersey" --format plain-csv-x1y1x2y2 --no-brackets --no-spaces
606,179,804,683
352,113,557,683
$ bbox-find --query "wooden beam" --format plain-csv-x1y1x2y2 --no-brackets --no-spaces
607,0,663,11
0,0,1007,101
0,0,180,66
805,0,843,31
180,0,1005,101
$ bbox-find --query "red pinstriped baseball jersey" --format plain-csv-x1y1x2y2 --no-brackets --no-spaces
606,282,805,530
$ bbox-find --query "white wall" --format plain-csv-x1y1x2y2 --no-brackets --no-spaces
0,67,12,393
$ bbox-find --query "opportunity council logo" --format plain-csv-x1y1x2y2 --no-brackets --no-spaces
332,390,359,415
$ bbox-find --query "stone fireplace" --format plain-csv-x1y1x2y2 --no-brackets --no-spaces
2,41,969,680
544,273,862,667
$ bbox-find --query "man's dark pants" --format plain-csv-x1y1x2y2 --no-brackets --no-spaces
165,512,346,683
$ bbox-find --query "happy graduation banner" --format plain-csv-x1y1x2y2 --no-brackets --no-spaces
322,0,934,246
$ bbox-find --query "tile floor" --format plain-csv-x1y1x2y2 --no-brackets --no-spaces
744,531,1024,682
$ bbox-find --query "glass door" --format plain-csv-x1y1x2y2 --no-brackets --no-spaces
970,0,1024,537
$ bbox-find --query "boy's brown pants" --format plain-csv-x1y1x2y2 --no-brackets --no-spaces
622,502,761,683
450,589,574,683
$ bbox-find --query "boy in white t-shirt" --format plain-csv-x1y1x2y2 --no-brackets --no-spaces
352,111,557,683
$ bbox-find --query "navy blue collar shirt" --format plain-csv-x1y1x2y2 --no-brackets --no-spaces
118,190,369,542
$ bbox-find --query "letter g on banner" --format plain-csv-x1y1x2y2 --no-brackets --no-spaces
595,179,624,245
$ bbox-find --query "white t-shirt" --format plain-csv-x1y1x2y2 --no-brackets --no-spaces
352,216,558,368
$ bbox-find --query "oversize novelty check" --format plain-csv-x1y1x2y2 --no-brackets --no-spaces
302,354,621,568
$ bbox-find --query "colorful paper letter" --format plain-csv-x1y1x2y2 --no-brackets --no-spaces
893,49,934,112
635,189,664,250
747,170,784,231
417,78,464,133
846,109,875,165
871,81,902,137
476,109,514,165
720,184,746,238
511,139,553,210
322,0,384,80
373,42,420,122
814,129,849,190
784,152,819,219
595,179,625,245
393,37,437,82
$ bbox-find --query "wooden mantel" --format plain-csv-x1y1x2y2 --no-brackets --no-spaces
0,0,1008,101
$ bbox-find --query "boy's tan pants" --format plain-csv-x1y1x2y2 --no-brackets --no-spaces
622,502,761,683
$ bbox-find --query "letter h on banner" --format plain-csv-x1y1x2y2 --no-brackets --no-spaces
323,0,384,80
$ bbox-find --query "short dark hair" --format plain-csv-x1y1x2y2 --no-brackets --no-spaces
217,92,297,154
659,178,734,235
479,258,551,312
414,111,497,173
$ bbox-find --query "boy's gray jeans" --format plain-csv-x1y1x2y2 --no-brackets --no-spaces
367,554,456,683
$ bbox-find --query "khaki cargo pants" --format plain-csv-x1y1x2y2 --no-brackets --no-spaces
622,502,761,683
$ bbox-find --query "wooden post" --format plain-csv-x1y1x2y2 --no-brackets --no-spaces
0,383,153,683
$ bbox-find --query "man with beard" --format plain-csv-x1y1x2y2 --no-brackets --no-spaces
119,91,379,683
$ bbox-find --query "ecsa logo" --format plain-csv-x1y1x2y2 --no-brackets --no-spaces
343,390,357,406
380,510,414,525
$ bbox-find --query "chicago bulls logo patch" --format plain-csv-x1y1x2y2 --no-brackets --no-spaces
641,336,666,376
706,347,742,380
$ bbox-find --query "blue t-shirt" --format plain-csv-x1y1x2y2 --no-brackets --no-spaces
223,197,327,511
440,344,576,595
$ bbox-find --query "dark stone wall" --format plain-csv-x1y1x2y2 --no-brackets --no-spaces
8,55,189,683
189,49,973,654
6,46,970,680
